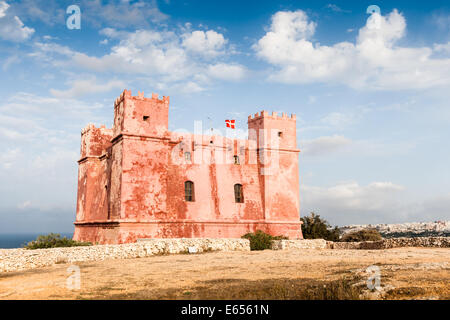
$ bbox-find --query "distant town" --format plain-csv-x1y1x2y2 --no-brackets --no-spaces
340,221,450,238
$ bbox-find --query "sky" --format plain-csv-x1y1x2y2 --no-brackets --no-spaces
0,0,449,233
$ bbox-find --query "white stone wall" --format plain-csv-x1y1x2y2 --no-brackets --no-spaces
1,237,448,273
0,238,250,273
329,237,450,249
271,239,328,250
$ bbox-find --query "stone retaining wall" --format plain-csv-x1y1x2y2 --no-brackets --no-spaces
1,237,448,273
271,239,327,250
0,238,250,273
273,237,450,250
329,237,450,249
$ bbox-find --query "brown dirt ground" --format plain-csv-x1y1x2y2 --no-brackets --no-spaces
0,247,448,300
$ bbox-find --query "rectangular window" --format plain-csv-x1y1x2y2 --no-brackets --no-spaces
185,152,191,162
234,184,243,203
185,181,195,202
234,155,240,165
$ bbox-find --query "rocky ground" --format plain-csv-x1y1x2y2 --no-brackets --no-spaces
0,247,448,300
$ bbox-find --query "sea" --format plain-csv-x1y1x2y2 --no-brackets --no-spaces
0,233,73,249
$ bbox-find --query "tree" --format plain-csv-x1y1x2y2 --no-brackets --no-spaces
301,212,340,241
340,229,382,242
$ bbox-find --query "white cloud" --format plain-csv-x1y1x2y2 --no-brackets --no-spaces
300,134,416,158
50,78,126,98
72,29,193,81
0,148,20,169
2,54,20,70
301,135,352,156
182,30,227,57
308,95,317,104
301,181,450,225
301,181,405,224
0,1,34,42
17,200,31,209
325,4,351,13
2,0,165,29
0,1,8,17
320,112,355,127
303,181,404,211
208,63,246,81
0,92,108,221
432,13,450,31
6,0,64,26
0,92,108,144
434,42,450,54
254,9,450,90
31,26,243,91
31,41,75,58
170,81,205,94
81,0,168,28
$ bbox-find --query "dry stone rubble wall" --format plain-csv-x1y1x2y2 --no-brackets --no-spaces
1,237,448,273
0,238,249,273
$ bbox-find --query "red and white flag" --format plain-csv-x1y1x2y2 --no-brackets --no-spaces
225,119,235,129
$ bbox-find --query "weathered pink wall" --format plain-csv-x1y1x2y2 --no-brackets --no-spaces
74,90,303,244
75,125,112,223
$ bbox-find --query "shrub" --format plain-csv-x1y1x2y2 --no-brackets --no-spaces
340,229,382,242
242,230,288,251
24,233,92,250
301,212,340,241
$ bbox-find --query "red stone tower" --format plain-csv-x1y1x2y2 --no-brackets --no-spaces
74,90,303,244
248,111,301,236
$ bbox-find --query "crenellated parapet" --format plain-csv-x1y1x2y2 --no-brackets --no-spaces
80,123,113,160
247,110,296,122
113,89,131,109
113,89,169,109
112,89,170,139
247,110,298,151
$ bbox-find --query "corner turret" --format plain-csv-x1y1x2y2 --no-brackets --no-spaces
113,89,169,139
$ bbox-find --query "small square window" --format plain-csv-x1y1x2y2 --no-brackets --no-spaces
143,115,150,121
278,131,283,138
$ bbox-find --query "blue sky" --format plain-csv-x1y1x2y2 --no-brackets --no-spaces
0,0,449,233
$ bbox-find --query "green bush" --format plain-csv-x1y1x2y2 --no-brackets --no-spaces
24,233,92,250
242,230,288,251
301,212,340,241
340,229,382,242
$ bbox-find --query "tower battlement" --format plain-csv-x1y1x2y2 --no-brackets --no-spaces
113,89,170,138
81,123,110,135
114,89,169,109
79,123,113,160
247,110,296,122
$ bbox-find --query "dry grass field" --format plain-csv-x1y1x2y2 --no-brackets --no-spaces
0,247,448,300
